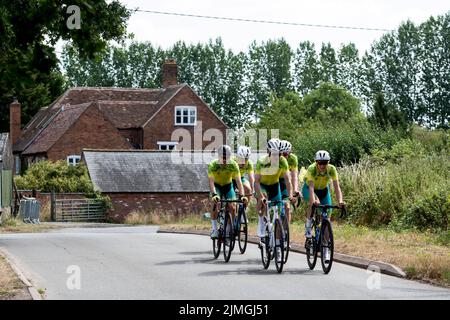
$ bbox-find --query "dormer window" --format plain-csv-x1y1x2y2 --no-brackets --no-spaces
175,106,197,126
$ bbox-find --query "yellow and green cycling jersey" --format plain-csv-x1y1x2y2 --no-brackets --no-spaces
231,156,254,178
303,163,338,190
255,155,289,185
286,153,298,172
207,159,240,186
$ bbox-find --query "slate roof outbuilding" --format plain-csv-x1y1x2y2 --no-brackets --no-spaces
83,150,210,193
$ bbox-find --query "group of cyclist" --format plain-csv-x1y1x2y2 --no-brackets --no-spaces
207,139,345,259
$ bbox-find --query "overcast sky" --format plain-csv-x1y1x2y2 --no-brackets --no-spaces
122,0,448,54
56,0,449,56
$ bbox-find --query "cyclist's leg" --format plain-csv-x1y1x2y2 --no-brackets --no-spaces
224,183,237,220
318,186,332,244
279,178,290,222
266,182,283,241
302,183,319,238
242,177,252,202
257,184,270,237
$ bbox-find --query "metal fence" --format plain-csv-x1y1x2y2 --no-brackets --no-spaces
51,198,106,222
19,197,41,224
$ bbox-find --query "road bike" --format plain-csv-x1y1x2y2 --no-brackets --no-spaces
230,195,251,254
259,199,287,273
212,199,242,262
304,204,345,274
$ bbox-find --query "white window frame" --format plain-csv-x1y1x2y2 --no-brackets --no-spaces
157,141,178,151
174,106,197,126
67,155,81,166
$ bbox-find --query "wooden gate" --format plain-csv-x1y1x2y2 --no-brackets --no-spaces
52,198,106,222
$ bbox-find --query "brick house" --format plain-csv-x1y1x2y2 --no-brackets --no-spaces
11,60,229,173
82,149,210,222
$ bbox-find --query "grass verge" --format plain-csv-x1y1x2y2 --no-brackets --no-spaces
0,254,30,300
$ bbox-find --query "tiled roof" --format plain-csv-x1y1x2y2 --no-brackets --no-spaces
22,103,93,155
83,150,210,193
14,85,186,153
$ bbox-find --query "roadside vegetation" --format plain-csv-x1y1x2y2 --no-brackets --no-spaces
0,254,29,299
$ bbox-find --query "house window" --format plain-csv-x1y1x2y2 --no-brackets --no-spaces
175,106,197,125
67,155,81,166
157,142,178,151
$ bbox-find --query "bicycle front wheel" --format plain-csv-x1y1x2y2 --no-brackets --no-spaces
223,212,234,262
213,235,221,259
274,218,285,273
260,225,270,269
238,209,248,254
320,219,334,274
281,214,290,264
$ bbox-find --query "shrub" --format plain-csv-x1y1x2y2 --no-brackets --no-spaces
339,154,449,230
396,186,450,231
14,160,95,193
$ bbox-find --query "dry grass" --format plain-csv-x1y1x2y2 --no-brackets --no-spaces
0,212,62,234
0,255,27,299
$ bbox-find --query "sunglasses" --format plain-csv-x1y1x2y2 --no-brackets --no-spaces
317,161,329,166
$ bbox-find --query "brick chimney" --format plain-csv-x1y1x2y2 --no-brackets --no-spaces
162,59,177,88
10,98,21,146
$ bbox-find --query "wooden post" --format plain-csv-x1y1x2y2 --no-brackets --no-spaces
51,190,56,221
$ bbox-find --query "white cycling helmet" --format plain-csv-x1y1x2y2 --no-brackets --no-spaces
314,150,331,161
217,145,232,158
237,146,251,158
267,138,281,152
279,140,292,153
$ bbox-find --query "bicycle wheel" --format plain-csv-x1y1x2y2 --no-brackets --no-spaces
274,218,285,273
238,208,248,254
305,220,318,270
320,219,334,274
223,211,234,262
281,214,290,264
260,225,270,269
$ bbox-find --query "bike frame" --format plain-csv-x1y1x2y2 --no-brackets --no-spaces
263,200,285,250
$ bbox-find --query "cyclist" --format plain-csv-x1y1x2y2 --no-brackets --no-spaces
279,140,300,225
302,150,345,262
255,138,295,239
232,145,255,204
208,145,248,238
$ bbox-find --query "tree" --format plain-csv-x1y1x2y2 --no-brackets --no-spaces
302,82,362,122
370,92,408,131
293,41,320,95
255,92,305,141
319,43,338,83
0,0,131,132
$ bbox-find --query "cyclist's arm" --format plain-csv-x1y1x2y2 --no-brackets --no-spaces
235,177,245,198
284,171,293,198
332,179,344,205
308,180,318,206
290,169,299,194
208,177,216,195
254,174,263,199
248,172,255,194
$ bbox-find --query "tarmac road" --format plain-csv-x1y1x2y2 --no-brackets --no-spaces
0,225,449,300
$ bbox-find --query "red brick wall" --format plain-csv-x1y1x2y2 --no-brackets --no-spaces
106,192,209,222
47,105,133,161
143,86,228,150
118,128,142,148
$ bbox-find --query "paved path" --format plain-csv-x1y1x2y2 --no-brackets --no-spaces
0,226,449,299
